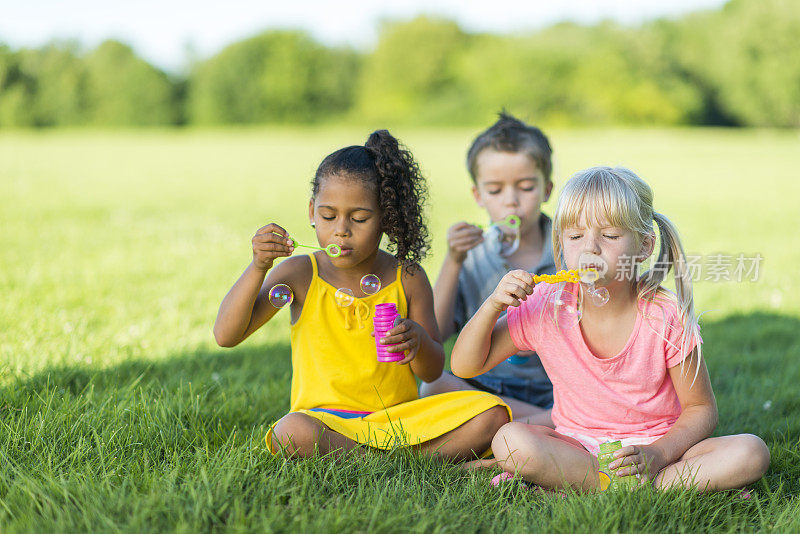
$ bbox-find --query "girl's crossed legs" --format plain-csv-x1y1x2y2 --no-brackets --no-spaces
270,405,510,462
486,422,769,492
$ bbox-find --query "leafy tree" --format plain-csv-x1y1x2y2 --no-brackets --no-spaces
84,40,177,126
188,30,359,124
19,42,88,126
456,22,704,126
355,17,470,124
673,0,800,127
0,46,37,127
3,0,799,129
565,23,705,125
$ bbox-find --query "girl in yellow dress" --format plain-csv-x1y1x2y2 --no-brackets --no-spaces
214,129,510,460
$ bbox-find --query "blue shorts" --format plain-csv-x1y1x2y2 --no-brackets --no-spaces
309,408,371,419
461,373,553,409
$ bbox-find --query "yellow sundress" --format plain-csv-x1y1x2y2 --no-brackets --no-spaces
265,254,509,453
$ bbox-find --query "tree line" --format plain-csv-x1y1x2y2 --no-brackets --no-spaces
1,0,797,128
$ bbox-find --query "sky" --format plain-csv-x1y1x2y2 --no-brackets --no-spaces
1,0,728,73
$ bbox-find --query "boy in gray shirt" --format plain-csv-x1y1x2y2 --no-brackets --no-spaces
420,112,556,425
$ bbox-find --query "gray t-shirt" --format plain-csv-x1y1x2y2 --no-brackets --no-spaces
452,214,556,383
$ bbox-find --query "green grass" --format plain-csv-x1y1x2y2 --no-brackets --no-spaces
1,127,799,532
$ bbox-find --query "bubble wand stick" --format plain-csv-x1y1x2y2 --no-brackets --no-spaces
290,240,342,257
270,231,342,257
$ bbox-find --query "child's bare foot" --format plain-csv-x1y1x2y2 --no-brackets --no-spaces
491,471,514,485
463,458,498,470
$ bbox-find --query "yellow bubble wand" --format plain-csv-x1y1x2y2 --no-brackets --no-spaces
532,268,599,284
534,268,610,306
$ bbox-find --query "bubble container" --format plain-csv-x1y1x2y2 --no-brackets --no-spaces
597,440,639,491
374,303,404,362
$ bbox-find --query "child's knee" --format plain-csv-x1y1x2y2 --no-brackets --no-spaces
484,405,511,432
735,434,770,477
271,412,323,456
491,422,518,459
462,406,509,451
491,422,541,464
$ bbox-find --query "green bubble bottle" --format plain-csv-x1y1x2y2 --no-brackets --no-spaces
597,441,638,491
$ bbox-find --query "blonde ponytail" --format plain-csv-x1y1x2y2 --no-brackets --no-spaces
640,212,702,384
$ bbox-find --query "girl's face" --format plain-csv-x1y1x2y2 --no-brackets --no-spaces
472,149,552,235
309,173,383,269
560,215,651,286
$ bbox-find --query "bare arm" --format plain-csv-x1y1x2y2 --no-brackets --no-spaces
612,349,718,479
213,223,296,347
649,352,718,465
433,222,484,339
380,265,445,383
450,270,534,378
405,266,446,382
432,256,463,340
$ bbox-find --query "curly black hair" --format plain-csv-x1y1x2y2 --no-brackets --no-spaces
311,129,430,271
466,110,553,183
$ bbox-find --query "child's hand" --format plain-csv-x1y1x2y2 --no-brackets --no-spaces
378,318,425,365
446,222,484,263
488,270,535,312
609,444,666,483
251,223,294,272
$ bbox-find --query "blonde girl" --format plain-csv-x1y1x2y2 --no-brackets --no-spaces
451,166,769,491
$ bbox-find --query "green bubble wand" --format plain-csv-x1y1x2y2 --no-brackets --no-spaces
476,214,522,231
271,231,342,257
290,239,342,257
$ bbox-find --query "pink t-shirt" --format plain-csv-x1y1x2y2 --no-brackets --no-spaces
506,283,699,440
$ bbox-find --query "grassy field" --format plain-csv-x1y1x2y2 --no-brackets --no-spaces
1,127,799,532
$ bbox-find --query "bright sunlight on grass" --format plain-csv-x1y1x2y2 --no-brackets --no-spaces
1,127,799,531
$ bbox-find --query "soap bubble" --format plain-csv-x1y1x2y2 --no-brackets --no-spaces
360,274,381,295
268,284,294,308
497,228,520,256
334,287,355,307
485,223,520,257
480,215,522,258
588,286,610,307
545,288,582,328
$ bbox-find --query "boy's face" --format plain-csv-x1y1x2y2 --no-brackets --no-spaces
472,149,552,234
